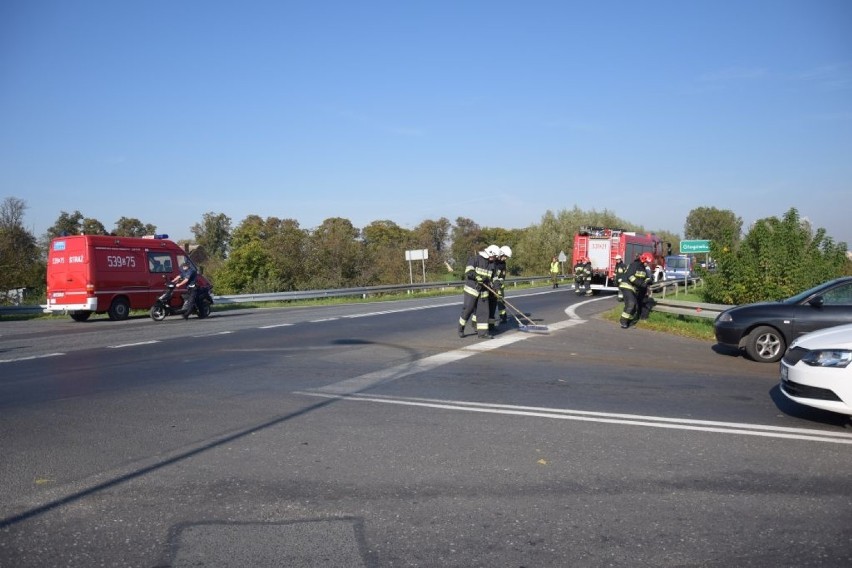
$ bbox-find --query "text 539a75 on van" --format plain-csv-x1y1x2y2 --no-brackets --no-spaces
44,234,211,321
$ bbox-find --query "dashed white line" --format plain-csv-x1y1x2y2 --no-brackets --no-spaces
107,340,160,349
0,353,66,364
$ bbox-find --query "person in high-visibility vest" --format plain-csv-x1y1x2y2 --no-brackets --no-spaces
573,257,590,296
491,246,512,324
619,252,654,328
550,257,560,289
614,254,627,301
459,245,500,339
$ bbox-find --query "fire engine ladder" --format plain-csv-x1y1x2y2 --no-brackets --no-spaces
608,231,622,286
575,238,588,262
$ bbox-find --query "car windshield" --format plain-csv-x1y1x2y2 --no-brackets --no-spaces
782,278,848,304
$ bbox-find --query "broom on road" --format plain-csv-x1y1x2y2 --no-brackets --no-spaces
482,283,550,334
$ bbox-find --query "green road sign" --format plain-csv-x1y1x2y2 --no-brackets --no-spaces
680,240,710,253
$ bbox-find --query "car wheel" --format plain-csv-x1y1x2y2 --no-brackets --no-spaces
70,311,92,322
745,325,786,363
107,297,131,321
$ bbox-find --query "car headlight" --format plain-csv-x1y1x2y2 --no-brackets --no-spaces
801,349,852,368
717,312,733,323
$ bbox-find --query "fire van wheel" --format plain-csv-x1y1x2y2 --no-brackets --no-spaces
744,325,786,363
150,304,167,322
107,297,131,321
70,311,92,322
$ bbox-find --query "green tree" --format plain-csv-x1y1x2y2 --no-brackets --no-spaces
361,220,411,284
114,217,156,237
214,239,277,294
214,215,307,293
450,217,483,273
0,197,43,302
45,210,85,240
304,217,364,289
411,217,453,277
684,206,742,249
267,218,308,290
81,218,106,235
703,208,848,304
191,212,231,260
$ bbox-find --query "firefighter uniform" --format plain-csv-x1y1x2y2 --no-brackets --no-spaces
459,247,498,339
491,246,512,324
550,257,560,288
573,258,590,296
614,256,627,301
619,254,653,328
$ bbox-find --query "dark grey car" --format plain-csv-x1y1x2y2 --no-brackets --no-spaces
713,277,852,363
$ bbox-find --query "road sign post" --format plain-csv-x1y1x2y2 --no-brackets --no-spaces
405,249,429,284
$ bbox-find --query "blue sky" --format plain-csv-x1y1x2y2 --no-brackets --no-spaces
2,0,851,245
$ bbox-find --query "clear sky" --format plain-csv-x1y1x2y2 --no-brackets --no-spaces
2,0,851,245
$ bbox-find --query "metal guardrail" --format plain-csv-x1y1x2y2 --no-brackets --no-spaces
211,276,554,305
0,305,44,316
0,276,559,316
652,298,729,319
648,279,730,319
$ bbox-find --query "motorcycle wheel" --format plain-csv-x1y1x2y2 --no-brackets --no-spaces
150,303,167,322
197,301,211,319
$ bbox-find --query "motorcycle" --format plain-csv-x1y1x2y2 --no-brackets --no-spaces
150,283,213,321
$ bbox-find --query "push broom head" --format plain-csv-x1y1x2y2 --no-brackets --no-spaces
518,323,550,334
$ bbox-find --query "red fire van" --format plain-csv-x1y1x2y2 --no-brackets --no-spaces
44,234,210,321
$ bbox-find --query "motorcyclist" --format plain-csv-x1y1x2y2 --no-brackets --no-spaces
171,261,198,319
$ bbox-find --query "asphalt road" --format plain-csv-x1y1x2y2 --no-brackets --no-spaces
1,288,851,567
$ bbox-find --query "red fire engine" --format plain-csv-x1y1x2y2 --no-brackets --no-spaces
571,227,665,291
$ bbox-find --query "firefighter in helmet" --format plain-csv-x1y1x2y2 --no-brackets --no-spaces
582,256,593,296
614,254,627,301
573,256,588,296
619,252,654,328
459,245,500,339
491,245,512,325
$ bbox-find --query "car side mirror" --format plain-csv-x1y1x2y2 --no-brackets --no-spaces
809,295,824,308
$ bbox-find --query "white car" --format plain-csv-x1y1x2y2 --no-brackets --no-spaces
779,323,852,416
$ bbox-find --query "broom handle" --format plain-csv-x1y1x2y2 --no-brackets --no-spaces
481,282,538,326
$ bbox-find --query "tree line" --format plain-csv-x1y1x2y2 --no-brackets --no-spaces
1,196,849,306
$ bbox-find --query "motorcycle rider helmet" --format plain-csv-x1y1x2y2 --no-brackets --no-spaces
499,245,512,258
639,252,654,264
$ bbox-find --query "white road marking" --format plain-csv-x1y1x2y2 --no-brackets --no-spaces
193,331,234,336
107,340,160,349
259,323,295,329
299,294,850,445
0,353,65,364
296,392,852,445
308,295,606,395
